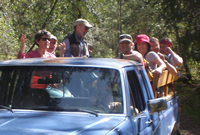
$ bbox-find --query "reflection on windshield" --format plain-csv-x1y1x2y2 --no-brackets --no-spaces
0,66,123,114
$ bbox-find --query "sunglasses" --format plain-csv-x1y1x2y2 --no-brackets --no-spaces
119,34,132,40
41,38,50,41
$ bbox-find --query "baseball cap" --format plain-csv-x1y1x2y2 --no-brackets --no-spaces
135,34,150,44
118,34,133,44
50,35,57,41
74,18,92,28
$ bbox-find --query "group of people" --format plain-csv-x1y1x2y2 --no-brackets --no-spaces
17,18,183,79
17,18,93,59
118,33,183,77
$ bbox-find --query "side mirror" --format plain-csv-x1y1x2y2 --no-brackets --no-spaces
147,97,167,113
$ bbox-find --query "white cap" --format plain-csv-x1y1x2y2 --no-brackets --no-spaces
50,35,57,40
74,18,92,28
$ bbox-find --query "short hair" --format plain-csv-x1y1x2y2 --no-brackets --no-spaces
35,30,51,46
150,37,159,43
160,37,172,43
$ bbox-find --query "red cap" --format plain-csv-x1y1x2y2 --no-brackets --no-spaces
160,39,172,47
135,34,150,44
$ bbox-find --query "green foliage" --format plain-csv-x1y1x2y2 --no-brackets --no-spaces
0,16,19,60
0,0,199,79
188,60,200,80
176,82,200,122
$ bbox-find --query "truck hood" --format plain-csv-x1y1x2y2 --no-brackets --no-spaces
0,110,126,135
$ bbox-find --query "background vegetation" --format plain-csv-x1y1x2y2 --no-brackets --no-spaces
0,0,200,121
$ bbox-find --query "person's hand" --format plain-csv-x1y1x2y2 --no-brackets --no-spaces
165,47,172,54
152,68,162,76
108,102,122,113
59,42,66,57
82,55,88,58
21,34,27,48
19,34,27,54
157,52,165,61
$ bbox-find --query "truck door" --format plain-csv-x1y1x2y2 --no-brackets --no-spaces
126,69,153,135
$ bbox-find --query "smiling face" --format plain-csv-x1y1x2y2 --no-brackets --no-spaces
36,35,50,50
137,42,148,56
118,41,132,54
150,41,160,53
47,39,57,53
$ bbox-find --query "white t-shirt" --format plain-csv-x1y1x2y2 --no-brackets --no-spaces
144,51,159,70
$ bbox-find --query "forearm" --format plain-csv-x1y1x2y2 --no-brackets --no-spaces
169,49,183,67
123,53,143,63
164,60,177,76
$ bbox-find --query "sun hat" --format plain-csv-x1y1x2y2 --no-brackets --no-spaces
50,35,57,41
135,34,150,44
74,18,92,28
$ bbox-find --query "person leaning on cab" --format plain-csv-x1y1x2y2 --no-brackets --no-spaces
117,34,143,63
150,37,177,76
159,37,183,68
17,30,56,59
134,34,166,76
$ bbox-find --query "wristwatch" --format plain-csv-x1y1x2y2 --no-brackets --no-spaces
164,60,168,64
120,54,124,59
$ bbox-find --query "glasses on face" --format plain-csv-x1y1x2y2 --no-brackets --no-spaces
119,34,132,40
41,38,50,41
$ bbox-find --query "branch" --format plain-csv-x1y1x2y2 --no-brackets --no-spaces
41,0,58,29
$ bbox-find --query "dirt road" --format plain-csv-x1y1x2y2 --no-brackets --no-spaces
180,114,200,135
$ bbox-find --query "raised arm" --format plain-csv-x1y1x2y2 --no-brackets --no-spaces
17,34,27,58
158,52,177,76
166,47,183,67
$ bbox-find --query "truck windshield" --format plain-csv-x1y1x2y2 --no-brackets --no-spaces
0,66,123,114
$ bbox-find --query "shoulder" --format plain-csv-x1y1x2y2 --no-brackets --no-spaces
146,51,159,58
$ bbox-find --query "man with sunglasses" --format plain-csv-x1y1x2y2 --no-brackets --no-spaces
118,34,143,63
61,18,92,57
18,30,56,58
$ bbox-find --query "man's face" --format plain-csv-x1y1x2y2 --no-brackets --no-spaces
118,41,132,54
76,25,89,38
36,35,50,50
150,41,160,53
160,44,169,55
47,39,57,53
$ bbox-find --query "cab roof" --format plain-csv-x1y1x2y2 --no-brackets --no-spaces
0,58,142,69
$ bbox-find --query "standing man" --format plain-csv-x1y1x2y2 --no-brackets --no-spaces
61,18,92,57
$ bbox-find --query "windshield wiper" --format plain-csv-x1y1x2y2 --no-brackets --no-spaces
30,106,98,117
0,105,13,113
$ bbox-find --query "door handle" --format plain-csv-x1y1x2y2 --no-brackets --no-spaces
146,119,153,125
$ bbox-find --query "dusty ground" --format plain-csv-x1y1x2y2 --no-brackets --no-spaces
180,113,200,135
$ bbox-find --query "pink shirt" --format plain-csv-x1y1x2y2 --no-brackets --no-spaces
17,50,56,59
